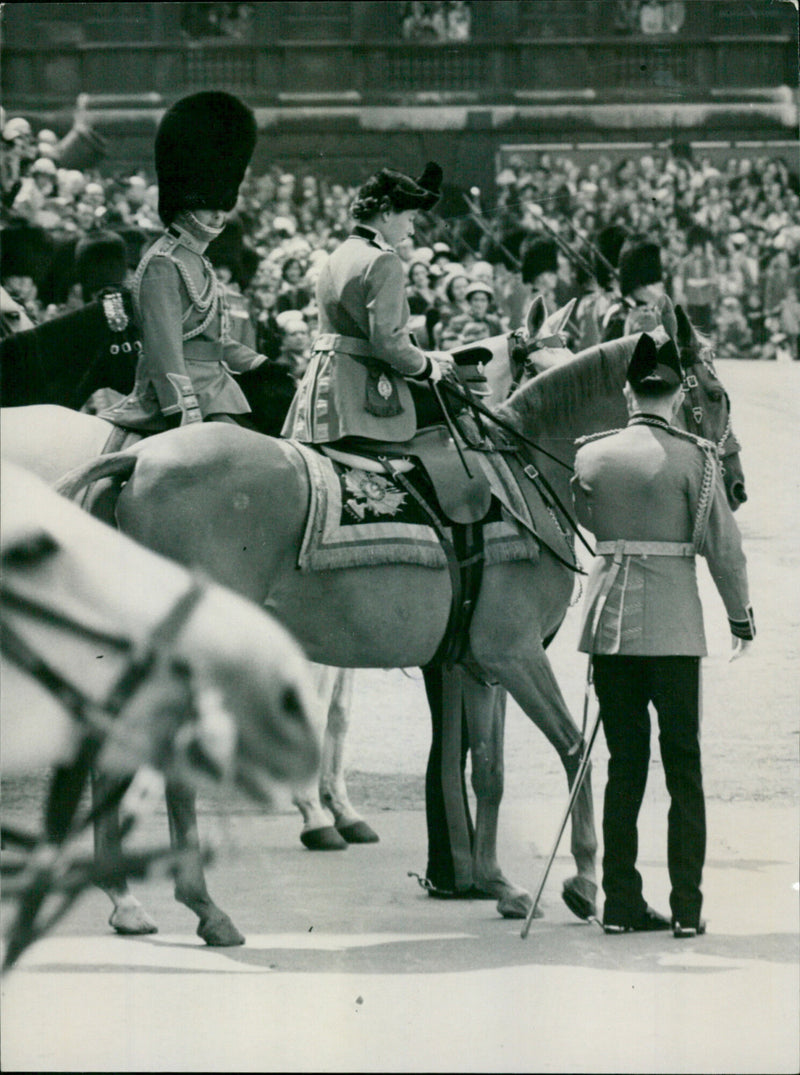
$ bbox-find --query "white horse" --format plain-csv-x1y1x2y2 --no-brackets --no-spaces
0,296,580,854
1,461,321,965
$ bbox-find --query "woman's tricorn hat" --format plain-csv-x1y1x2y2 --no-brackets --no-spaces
155,92,257,226
619,240,662,298
355,162,443,215
626,333,683,391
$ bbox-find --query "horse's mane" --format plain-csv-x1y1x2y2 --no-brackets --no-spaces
497,334,637,435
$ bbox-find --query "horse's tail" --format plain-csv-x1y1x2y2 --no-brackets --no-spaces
55,451,138,501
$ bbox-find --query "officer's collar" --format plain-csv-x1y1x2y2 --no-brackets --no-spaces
352,223,395,253
628,411,673,431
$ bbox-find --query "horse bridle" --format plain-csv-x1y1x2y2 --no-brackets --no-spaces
1,574,208,750
679,348,741,474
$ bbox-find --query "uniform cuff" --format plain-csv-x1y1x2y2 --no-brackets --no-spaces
407,355,433,382
729,606,755,640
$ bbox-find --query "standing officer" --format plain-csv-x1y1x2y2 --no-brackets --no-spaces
281,162,455,445
571,333,755,937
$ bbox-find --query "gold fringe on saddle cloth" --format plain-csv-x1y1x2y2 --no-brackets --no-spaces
281,440,544,573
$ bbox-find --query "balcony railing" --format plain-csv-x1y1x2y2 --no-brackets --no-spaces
2,37,796,109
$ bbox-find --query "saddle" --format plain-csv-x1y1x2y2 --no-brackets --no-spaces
322,425,493,525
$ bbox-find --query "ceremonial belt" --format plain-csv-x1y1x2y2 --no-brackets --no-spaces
595,540,695,557
590,540,695,654
314,333,374,357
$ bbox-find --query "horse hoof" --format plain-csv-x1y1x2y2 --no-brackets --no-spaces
561,876,597,921
197,914,245,947
301,826,348,851
497,891,538,920
336,820,380,844
109,905,158,935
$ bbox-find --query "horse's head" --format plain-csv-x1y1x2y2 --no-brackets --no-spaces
473,295,577,408
672,303,747,511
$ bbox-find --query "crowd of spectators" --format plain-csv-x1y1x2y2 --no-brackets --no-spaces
3,104,799,370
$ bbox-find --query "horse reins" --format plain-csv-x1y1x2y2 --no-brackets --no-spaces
680,350,740,472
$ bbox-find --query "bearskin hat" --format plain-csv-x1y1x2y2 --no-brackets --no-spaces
595,223,629,289
75,230,127,301
619,240,662,298
521,237,558,285
351,162,443,219
626,333,683,392
155,92,257,226
0,222,54,286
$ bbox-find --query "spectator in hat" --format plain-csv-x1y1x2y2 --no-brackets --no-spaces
282,161,455,444
275,309,311,380
100,92,267,432
464,280,503,334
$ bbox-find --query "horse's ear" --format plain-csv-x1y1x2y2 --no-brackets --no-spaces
674,304,693,348
525,294,548,339
541,296,577,339
657,294,678,341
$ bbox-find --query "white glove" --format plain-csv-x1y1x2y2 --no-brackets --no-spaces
427,351,455,384
728,637,753,662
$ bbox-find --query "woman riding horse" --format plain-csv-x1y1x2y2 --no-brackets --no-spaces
280,162,455,445
101,92,268,432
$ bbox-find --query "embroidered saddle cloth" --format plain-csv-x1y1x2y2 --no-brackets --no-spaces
281,439,541,573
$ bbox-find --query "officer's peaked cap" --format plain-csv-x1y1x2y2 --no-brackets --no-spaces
155,92,256,226
627,333,683,391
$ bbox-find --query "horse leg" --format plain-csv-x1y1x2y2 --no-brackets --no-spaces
291,665,348,851
318,669,379,844
92,770,158,935
483,648,598,919
165,778,244,946
461,674,538,918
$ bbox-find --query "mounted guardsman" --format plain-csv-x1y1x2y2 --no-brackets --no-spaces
574,223,629,350
571,332,755,939
281,162,456,445
601,238,666,342
101,92,267,432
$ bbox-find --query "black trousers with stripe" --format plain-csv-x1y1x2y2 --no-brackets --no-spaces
592,654,705,927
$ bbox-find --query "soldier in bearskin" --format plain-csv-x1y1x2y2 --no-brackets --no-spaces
281,163,455,445
520,236,559,316
601,239,666,342
102,92,267,431
571,333,755,938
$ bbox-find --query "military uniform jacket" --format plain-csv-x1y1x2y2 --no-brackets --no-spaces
281,225,429,443
572,415,753,655
102,230,264,431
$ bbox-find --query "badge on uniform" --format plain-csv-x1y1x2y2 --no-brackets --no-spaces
364,363,403,418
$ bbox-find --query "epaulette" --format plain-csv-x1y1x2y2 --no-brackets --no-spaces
574,427,623,448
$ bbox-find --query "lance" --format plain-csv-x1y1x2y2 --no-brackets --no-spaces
523,203,599,282
564,218,620,283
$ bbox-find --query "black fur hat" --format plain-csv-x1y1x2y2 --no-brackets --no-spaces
0,222,54,285
619,240,662,298
521,237,558,285
352,162,443,219
627,333,683,391
75,230,127,301
155,92,257,226
595,223,629,288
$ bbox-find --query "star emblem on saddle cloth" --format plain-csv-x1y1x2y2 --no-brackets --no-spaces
344,469,407,520
377,373,393,399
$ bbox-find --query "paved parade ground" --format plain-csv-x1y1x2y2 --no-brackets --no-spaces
2,359,799,1073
